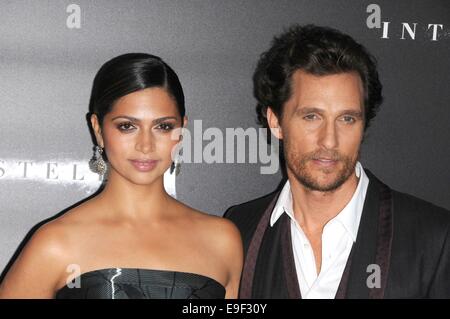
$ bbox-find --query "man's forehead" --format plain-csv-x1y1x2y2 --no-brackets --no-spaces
283,70,365,115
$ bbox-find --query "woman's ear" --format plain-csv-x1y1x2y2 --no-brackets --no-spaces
266,107,283,140
90,114,104,147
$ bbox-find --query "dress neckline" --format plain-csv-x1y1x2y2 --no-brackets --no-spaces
56,267,225,291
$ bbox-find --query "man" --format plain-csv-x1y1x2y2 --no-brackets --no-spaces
225,24,450,299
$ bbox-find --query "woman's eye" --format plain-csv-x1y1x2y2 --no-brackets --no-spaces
157,123,174,131
117,122,135,131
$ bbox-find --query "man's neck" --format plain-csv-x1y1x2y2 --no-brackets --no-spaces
289,171,359,235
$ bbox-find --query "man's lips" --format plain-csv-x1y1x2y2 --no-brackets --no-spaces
312,157,339,167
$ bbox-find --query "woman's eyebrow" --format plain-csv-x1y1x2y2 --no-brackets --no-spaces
111,115,178,124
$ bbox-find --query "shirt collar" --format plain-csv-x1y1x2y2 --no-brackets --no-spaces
270,178,295,227
269,162,369,242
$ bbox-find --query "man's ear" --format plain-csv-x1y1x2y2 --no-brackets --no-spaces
90,114,104,147
266,107,283,140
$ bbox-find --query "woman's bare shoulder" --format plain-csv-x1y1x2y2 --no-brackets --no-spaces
0,215,76,297
11,200,100,276
0,199,105,298
175,200,235,229
13,204,89,266
181,205,243,297
178,202,243,256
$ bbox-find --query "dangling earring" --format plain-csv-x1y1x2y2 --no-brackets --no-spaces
170,147,182,176
89,145,107,175
170,161,176,175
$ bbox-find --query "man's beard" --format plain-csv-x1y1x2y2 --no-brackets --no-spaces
285,147,358,192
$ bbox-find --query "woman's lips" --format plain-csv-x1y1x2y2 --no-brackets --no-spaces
129,159,159,172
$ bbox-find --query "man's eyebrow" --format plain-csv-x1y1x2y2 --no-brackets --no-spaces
339,110,363,118
295,107,363,118
111,115,178,124
295,107,325,115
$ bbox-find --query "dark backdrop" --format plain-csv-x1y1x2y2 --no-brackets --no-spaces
1,0,449,272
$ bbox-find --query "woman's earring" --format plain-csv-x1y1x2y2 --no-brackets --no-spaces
89,145,107,175
170,147,182,176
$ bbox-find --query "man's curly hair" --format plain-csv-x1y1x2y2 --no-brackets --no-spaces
254,24,383,133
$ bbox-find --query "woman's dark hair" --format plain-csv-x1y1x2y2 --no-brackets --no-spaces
254,24,383,131
89,53,185,125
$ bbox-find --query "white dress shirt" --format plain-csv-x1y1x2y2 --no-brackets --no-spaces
270,162,369,299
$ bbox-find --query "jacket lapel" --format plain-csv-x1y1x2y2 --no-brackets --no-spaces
345,170,394,298
239,191,280,298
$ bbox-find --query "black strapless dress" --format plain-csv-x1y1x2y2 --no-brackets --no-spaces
55,268,225,299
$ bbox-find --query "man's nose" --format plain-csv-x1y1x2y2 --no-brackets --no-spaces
318,120,338,150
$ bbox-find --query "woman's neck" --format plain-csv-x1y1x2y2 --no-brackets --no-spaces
96,169,173,221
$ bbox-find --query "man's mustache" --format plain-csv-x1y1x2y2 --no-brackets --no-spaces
304,150,342,161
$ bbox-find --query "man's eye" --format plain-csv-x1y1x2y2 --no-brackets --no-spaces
304,114,319,121
117,122,135,131
342,116,356,123
157,123,174,131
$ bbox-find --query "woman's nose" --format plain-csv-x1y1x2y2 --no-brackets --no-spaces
135,130,155,154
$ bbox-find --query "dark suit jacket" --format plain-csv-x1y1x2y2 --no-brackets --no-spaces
225,170,450,298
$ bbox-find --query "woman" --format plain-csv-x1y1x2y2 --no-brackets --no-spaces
0,53,243,299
